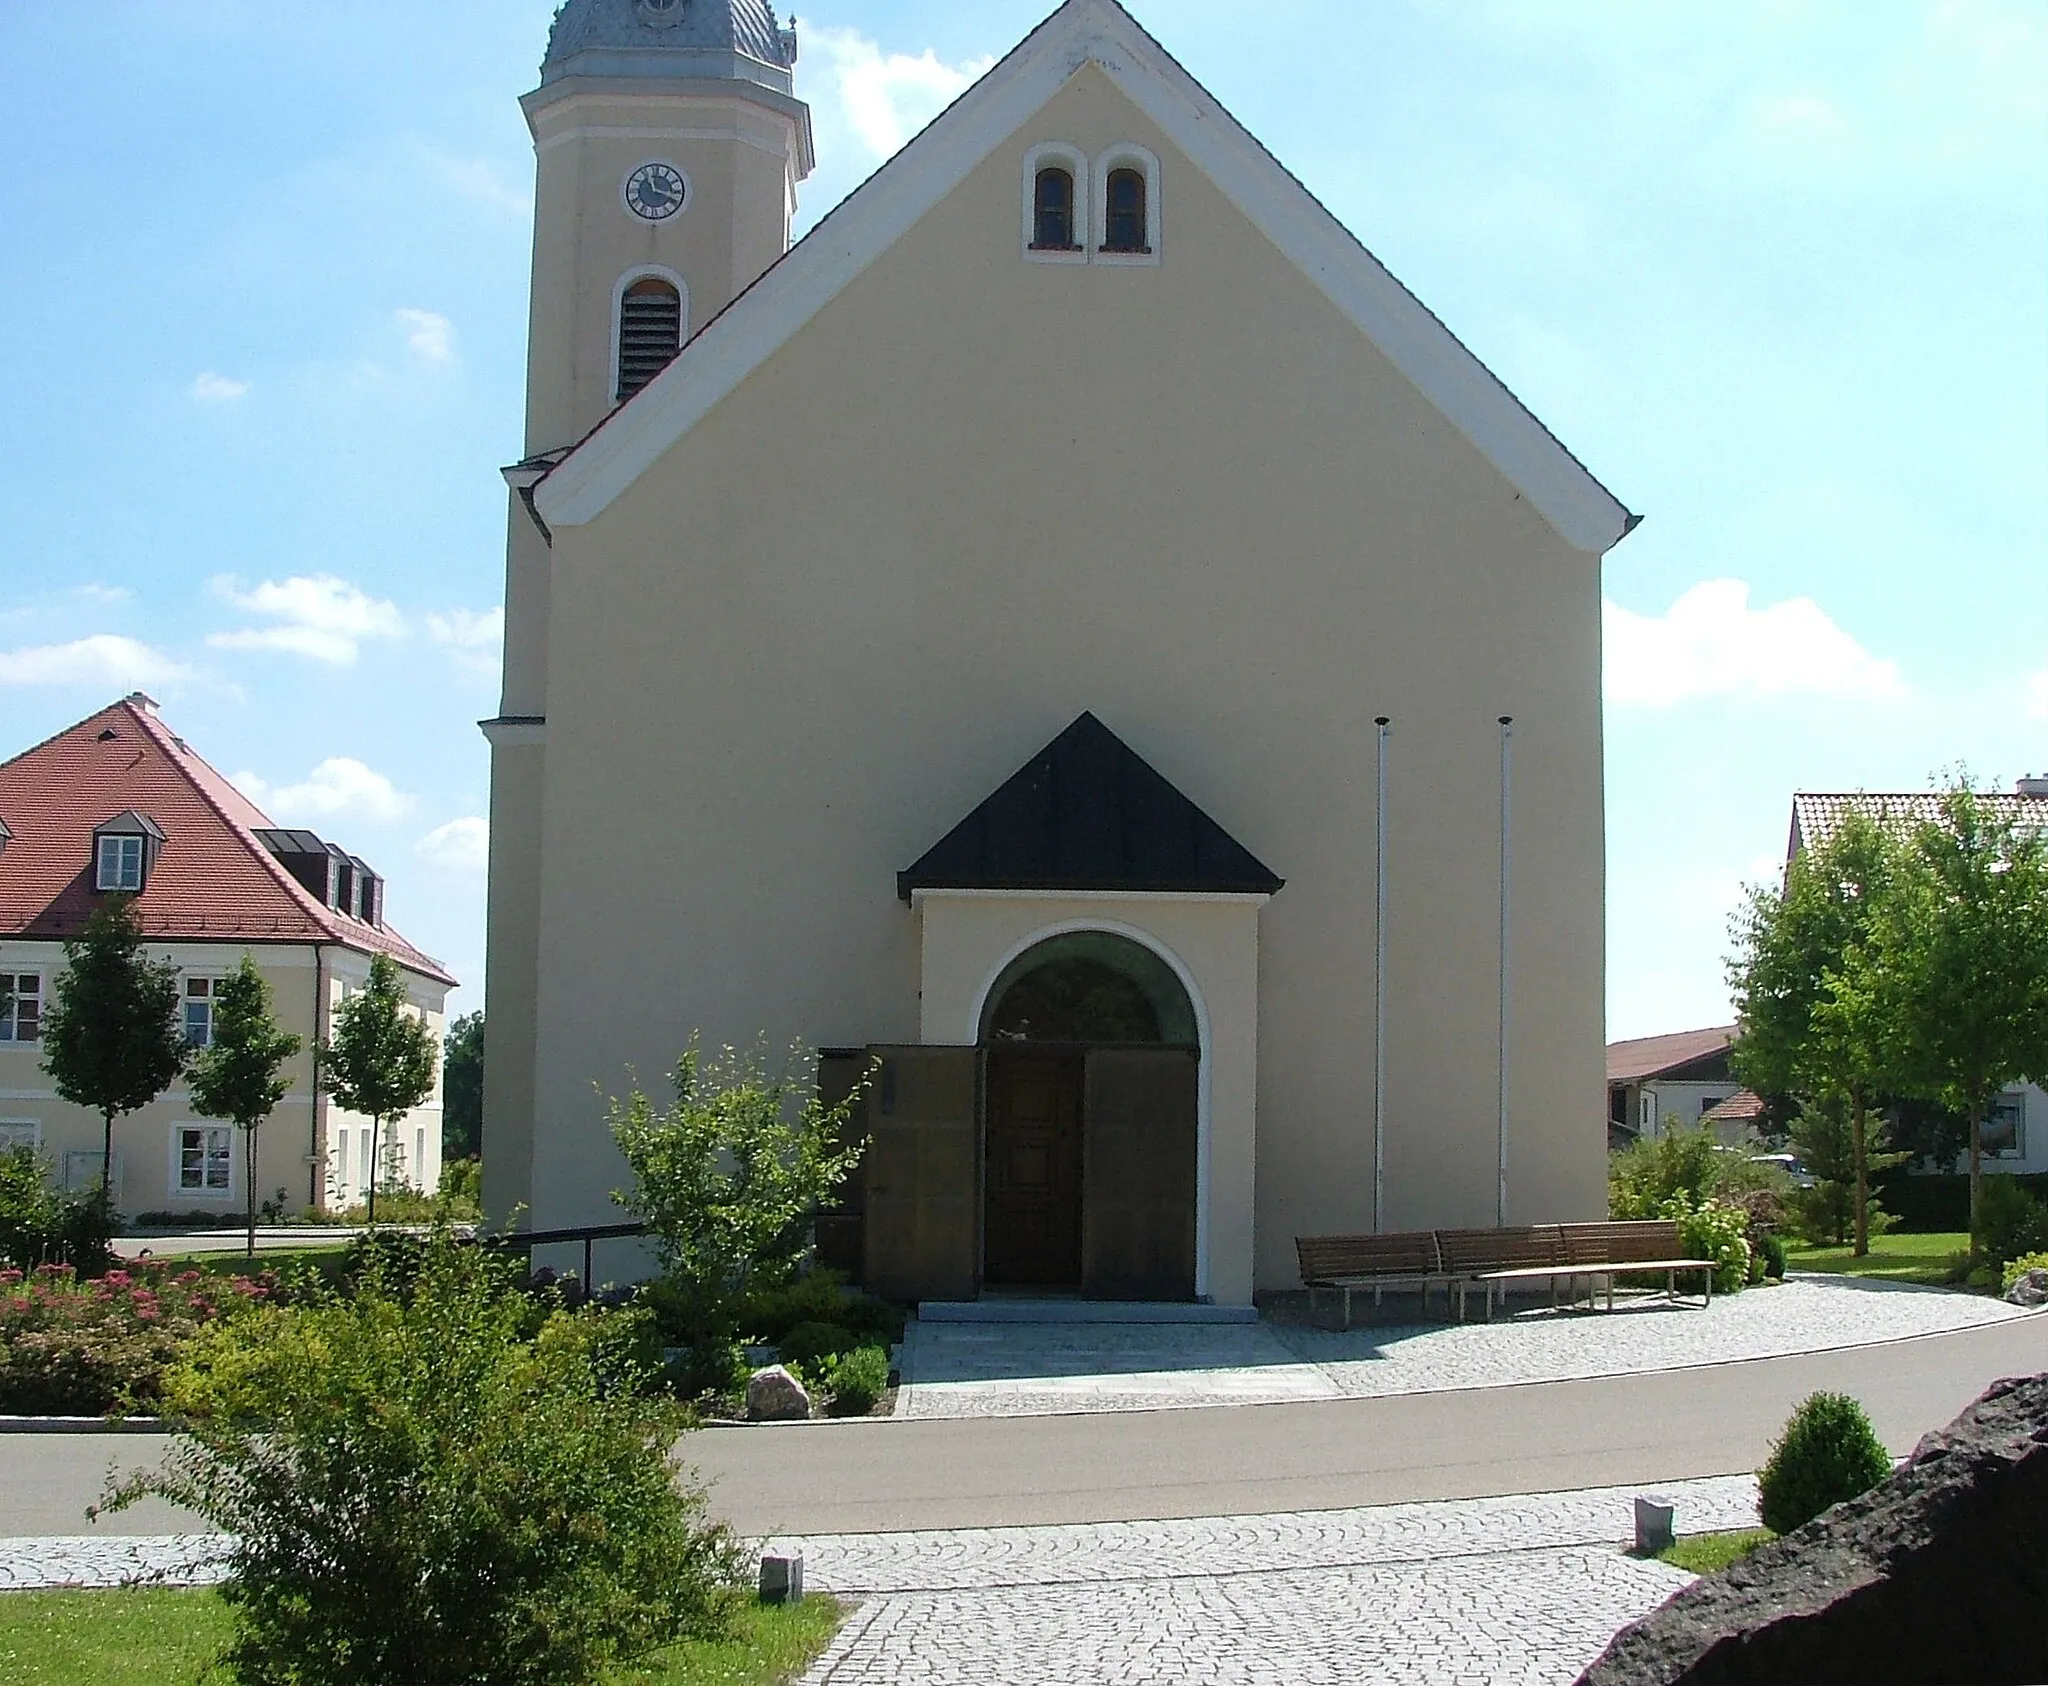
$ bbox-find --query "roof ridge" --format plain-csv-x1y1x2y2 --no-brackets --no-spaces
0,697,134,781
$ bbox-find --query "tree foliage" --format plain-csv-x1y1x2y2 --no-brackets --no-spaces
102,1233,741,1686
317,954,437,1224
442,1009,484,1162
610,1040,867,1345
40,896,185,1202
189,956,303,1256
1786,1099,1905,1247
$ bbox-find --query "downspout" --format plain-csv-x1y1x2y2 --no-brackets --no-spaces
1497,716,1514,1228
310,943,327,1211
1372,717,1390,1234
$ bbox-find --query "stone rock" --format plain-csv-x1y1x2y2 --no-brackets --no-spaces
2004,1269,2048,1308
744,1364,811,1422
1577,1372,2048,1686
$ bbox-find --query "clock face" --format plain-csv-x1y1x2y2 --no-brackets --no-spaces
624,162,687,222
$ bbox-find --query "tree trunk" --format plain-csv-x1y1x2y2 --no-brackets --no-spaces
245,1125,258,1258
366,1115,379,1227
100,1109,116,1211
1967,1090,1985,1252
1852,1093,1869,1257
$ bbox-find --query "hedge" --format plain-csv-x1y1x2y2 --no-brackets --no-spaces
1871,1170,2048,1234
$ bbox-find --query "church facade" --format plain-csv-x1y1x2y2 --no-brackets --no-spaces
483,0,1637,1305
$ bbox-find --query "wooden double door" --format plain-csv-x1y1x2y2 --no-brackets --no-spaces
854,1043,1198,1302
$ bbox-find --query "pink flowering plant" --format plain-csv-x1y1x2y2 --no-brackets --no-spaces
0,1258,278,1417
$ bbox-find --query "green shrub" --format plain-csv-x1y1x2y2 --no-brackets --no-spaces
1759,1232,1788,1279
2001,1251,2048,1295
823,1345,889,1417
1973,1176,2048,1270
0,1147,116,1275
104,1231,742,1686
777,1319,854,1371
741,1268,854,1343
1662,1194,1753,1294
1610,1125,1724,1219
1757,1391,1892,1535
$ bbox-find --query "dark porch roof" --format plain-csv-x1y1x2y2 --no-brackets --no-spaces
899,713,1284,901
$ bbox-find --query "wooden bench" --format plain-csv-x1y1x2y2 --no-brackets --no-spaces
1560,1220,1717,1312
1296,1231,1446,1327
1436,1225,1567,1321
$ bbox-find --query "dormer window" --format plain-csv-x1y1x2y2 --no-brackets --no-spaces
92,811,164,892
1033,167,1077,250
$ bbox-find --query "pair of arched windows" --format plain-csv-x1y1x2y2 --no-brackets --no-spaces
1032,165,1148,253
615,274,684,402
1024,146,1160,261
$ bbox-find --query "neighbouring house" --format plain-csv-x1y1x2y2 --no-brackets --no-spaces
482,0,1638,1305
1788,783,2048,1178
1607,1026,1741,1145
0,695,455,1219
1700,1089,1767,1146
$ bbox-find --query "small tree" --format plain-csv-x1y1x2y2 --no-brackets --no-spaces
189,955,303,1257
40,895,186,1210
319,954,437,1225
1786,1099,1904,1247
1886,784,2048,1244
610,1039,866,1341
442,1009,484,1163
1730,808,1909,1254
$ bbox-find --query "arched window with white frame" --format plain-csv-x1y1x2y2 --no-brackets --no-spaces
1094,145,1161,264
1021,143,1089,264
613,268,687,402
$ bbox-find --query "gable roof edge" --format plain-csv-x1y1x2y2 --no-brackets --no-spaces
534,0,1635,555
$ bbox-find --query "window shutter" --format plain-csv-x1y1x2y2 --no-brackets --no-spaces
616,279,683,401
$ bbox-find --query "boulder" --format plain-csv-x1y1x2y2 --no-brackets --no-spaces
2005,1269,2048,1308
1577,1372,2048,1686
744,1364,812,1423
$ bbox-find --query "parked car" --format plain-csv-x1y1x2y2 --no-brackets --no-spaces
1748,1152,1815,1189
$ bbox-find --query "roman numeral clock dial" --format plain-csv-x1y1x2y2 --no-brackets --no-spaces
624,162,687,222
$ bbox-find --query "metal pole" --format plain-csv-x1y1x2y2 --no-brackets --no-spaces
1373,717,1390,1234
1497,715,1514,1228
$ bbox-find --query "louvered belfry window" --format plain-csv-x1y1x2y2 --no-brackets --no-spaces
616,277,683,401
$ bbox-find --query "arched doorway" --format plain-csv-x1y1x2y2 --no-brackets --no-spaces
978,932,1200,1296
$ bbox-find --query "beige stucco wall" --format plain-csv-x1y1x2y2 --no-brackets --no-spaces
0,939,446,1220
505,64,1609,1287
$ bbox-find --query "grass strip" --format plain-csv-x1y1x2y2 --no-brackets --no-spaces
1656,1527,1776,1576
1785,1231,1970,1288
0,1587,842,1686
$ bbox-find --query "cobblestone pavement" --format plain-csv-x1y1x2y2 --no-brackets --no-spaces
0,1533,228,1590
775,1477,1755,1685
899,1275,2031,1419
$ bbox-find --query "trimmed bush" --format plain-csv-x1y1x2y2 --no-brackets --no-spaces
105,1231,743,1686
1973,1176,2048,1270
1758,1390,1892,1535
777,1319,855,1372
823,1345,889,1417
1759,1232,1788,1279
2001,1251,2048,1296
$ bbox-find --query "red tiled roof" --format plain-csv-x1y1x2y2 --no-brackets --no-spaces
0,695,454,985
1606,1023,1738,1084
1701,1089,1765,1125
1789,790,2048,860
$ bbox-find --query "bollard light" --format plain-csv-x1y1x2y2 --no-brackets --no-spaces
1633,1495,1676,1554
759,1552,804,1605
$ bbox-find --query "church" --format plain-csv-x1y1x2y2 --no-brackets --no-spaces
482,0,1637,1306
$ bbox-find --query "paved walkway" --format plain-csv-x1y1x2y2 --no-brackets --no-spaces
2,1477,1754,1684
897,1276,2028,1419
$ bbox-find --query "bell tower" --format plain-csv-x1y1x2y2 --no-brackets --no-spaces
519,0,814,452
482,0,812,1228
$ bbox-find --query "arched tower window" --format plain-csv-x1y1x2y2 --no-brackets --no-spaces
1032,167,1078,251
1103,167,1148,253
615,276,683,401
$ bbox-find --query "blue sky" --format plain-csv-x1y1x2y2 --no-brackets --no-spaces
1,1,2042,1035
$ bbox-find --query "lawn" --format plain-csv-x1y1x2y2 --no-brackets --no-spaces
1656,1527,1775,1576
0,1588,842,1686
1785,1231,1971,1288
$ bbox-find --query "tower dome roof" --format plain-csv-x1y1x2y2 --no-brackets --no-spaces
541,0,797,91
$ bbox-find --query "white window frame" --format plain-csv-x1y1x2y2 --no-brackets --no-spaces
63,1149,121,1199
97,833,144,891
1022,142,1090,265
1983,1091,2026,1160
172,1122,235,1200
611,265,690,405
1093,143,1162,266
0,1120,40,1152
0,972,40,1044
182,973,222,1050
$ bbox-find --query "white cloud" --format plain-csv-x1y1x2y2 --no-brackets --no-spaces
425,606,503,675
807,26,993,158
1604,579,1903,708
190,372,251,403
396,308,455,363
73,584,131,606
234,758,412,824
414,816,489,874
0,634,192,689
208,574,406,665
419,149,531,220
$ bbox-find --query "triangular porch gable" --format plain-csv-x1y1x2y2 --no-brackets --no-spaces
899,712,1284,901
533,0,1636,555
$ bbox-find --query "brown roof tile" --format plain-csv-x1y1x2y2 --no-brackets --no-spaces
1606,1023,1738,1083
1789,790,2048,859
0,695,454,985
